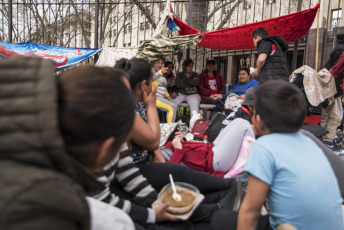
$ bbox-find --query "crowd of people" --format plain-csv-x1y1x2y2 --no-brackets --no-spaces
0,27,344,230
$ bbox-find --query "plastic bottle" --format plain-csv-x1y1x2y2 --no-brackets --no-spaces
203,135,209,144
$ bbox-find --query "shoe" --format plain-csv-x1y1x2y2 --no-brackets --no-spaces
324,141,341,151
218,178,244,211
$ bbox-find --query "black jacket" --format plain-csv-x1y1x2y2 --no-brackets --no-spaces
325,43,344,98
257,35,289,84
0,57,102,230
175,71,200,95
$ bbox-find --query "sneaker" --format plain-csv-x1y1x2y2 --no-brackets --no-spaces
218,178,245,211
324,141,341,151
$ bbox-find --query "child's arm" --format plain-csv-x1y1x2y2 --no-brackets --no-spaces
237,174,269,230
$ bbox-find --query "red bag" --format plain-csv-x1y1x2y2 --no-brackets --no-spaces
191,119,210,140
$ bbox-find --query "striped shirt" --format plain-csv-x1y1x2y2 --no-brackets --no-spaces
92,143,158,225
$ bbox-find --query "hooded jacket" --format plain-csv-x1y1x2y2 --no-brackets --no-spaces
199,69,226,100
257,35,289,84
0,57,102,230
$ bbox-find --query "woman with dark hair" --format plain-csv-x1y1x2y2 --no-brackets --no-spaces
213,68,258,102
172,59,201,114
116,57,164,163
0,56,136,230
199,59,226,111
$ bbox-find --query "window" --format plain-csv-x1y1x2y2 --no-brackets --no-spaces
331,9,342,30
267,0,276,4
140,22,150,31
125,9,132,18
244,0,251,9
142,5,151,16
111,16,117,24
123,42,131,47
124,23,131,34
224,4,231,14
113,29,117,37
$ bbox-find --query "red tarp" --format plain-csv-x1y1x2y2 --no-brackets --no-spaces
173,4,320,50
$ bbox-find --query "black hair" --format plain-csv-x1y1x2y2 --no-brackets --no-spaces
182,59,194,71
239,67,250,75
58,66,135,169
254,80,307,133
252,27,268,39
164,61,174,68
337,34,344,44
116,58,152,90
206,59,216,66
115,58,131,73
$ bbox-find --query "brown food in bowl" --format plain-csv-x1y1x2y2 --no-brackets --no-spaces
161,187,196,208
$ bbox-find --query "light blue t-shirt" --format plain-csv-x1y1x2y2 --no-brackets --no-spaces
245,132,343,230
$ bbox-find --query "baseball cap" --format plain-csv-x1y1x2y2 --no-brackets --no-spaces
242,87,256,106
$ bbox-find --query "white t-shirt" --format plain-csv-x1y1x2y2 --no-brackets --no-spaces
86,197,135,230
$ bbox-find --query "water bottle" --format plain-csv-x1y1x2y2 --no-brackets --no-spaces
203,135,209,144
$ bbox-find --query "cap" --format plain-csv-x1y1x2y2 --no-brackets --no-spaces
242,87,256,106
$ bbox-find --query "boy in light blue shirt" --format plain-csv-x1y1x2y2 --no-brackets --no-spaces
238,80,343,230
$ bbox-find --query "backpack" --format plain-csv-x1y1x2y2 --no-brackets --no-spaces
191,119,210,140
207,112,227,142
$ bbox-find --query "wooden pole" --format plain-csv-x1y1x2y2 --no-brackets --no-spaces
315,1,320,70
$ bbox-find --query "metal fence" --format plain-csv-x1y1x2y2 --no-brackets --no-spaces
0,0,342,83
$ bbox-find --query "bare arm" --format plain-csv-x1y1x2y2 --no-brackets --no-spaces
237,174,270,230
253,53,268,79
131,86,160,151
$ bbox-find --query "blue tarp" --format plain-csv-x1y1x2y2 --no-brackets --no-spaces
0,41,102,70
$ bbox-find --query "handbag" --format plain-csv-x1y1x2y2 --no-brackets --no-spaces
191,119,210,140
224,136,255,178
224,93,243,110
184,87,198,95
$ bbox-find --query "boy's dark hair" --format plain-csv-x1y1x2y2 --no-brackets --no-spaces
254,80,307,133
164,61,174,68
58,66,135,169
206,59,216,66
252,27,268,39
182,59,194,70
116,58,152,90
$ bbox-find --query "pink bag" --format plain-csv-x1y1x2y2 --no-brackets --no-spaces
224,136,255,178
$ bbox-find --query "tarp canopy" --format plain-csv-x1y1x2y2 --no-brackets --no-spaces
96,47,138,67
96,34,200,67
173,4,320,50
0,41,102,70
136,34,200,61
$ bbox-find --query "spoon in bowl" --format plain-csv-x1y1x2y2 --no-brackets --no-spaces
169,174,182,202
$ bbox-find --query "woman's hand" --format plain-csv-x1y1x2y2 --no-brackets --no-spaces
238,94,245,100
161,67,169,74
211,94,222,100
143,85,157,109
154,203,178,222
172,136,183,149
